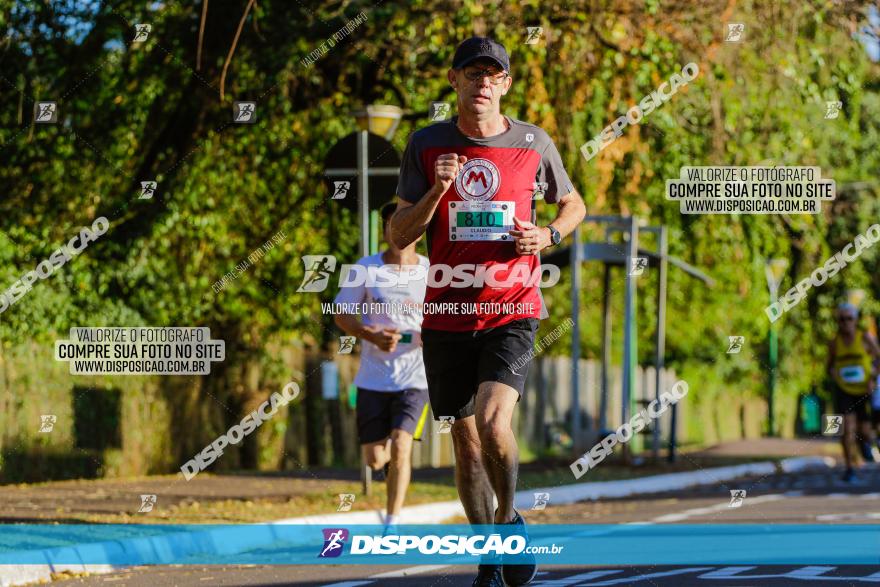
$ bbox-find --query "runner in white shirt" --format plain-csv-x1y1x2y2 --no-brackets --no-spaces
333,203,429,528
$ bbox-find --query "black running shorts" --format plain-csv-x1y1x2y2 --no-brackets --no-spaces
356,387,428,444
421,318,539,420
833,384,871,423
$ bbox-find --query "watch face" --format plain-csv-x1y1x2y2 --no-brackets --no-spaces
551,228,561,244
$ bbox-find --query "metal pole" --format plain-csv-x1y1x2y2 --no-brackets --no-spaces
621,216,639,462
357,131,370,488
357,130,369,258
370,209,379,255
570,225,582,452
653,226,668,462
600,263,611,436
768,290,778,436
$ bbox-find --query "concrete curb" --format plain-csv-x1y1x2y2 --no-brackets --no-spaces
0,456,835,586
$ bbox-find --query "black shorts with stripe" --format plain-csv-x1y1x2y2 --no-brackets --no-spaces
421,318,538,421
356,387,428,444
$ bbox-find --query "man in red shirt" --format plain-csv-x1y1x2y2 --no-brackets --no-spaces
389,36,586,587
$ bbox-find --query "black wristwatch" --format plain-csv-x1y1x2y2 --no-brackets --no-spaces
547,225,561,246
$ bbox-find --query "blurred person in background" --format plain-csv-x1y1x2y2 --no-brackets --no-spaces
826,302,880,482
333,202,430,530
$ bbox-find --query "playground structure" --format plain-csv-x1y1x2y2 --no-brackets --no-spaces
544,216,714,462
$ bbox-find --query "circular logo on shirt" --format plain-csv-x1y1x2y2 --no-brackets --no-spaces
455,158,500,201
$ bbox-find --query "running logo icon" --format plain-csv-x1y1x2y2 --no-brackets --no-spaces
233,102,256,123
297,255,337,292
823,414,843,436
331,181,350,200
524,27,543,45
430,102,450,121
140,181,157,200
337,336,356,355
319,528,349,558
532,492,550,510
725,23,745,42
39,415,57,433
727,336,745,354
337,493,355,512
455,158,500,202
438,416,455,433
138,494,157,513
825,101,842,119
630,257,648,276
133,24,151,42
729,489,746,508
34,102,57,123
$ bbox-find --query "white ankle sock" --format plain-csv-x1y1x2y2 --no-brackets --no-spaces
385,514,399,526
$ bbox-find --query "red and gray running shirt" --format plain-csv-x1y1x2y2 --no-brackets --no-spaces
397,115,575,332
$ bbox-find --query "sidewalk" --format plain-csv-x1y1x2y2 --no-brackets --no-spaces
690,437,841,458
0,438,840,525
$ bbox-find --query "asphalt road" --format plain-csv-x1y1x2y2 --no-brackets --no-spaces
54,464,880,586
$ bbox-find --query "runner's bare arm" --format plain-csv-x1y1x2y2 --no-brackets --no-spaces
334,314,400,352
862,331,880,380
334,314,374,342
389,154,467,248
508,189,587,254
546,189,587,242
826,338,837,382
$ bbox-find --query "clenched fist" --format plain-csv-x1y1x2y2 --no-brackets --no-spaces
364,325,402,353
434,154,468,193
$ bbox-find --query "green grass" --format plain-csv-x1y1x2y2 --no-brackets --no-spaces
35,454,778,524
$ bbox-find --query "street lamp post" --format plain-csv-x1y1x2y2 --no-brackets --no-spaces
324,105,403,258
765,258,788,436
351,105,403,256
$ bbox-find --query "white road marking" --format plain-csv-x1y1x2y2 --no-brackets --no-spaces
320,564,880,586
698,566,880,582
580,567,714,585
532,570,622,585
321,564,451,586
649,494,789,523
784,566,840,578
816,512,880,521
698,566,757,578
370,564,450,578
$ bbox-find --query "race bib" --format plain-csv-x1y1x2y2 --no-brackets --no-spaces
839,365,866,384
448,201,514,242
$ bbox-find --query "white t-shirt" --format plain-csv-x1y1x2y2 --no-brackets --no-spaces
333,252,429,392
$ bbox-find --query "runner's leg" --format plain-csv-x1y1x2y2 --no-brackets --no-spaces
451,415,494,524
362,439,390,471
384,388,428,519
357,388,394,472
858,400,876,460
843,412,858,469
386,428,413,516
474,381,520,524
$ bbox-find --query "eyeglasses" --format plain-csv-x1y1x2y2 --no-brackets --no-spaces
462,68,508,85
838,316,855,323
